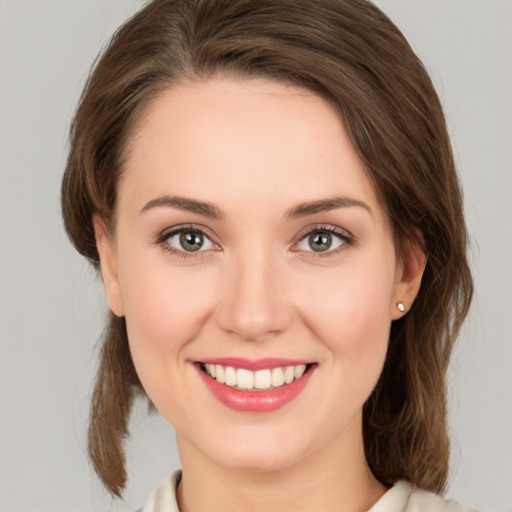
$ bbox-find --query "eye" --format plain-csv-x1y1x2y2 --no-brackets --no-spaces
296,227,350,254
163,228,215,253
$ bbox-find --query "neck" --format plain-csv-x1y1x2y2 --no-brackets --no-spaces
176,416,387,512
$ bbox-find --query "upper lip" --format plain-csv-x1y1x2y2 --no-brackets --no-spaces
197,357,313,371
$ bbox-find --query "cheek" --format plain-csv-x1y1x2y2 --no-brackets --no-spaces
297,256,395,371
117,253,215,380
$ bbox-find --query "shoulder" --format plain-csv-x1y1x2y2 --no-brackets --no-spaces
407,484,479,512
369,480,480,512
139,473,480,512
139,470,181,512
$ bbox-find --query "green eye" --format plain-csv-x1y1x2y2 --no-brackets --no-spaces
308,232,333,252
179,231,205,252
164,229,215,253
297,228,347,253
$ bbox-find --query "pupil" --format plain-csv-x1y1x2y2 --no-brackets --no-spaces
180,231,203,252
309,232,331,252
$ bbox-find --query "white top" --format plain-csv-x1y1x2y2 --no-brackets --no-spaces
140,470,479,512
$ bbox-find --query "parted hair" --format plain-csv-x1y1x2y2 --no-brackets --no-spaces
61,0,473,498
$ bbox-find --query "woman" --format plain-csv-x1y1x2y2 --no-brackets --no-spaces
61,0,475,510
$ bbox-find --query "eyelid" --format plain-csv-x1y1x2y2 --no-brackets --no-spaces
155,224,221,253
291,224,355,255
154,223,354,257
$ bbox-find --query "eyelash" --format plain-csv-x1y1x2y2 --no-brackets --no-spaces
154,224,219,259
293,225,355,258
154,224,355,258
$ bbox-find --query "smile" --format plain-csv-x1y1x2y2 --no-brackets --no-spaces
196,359,316,413
202,363,307,390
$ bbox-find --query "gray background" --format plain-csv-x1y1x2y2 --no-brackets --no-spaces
0,1,510,511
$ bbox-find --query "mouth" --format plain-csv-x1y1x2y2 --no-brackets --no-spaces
196,359,317,412
200,362,311,391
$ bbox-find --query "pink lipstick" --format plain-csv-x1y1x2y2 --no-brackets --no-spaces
196,358,316,413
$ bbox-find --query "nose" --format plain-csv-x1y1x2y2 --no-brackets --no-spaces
215,248,292,342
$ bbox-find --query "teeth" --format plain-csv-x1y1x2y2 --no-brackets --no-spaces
215,365,225,384
295,364,306,379
203,363,309,390
207,364,216,378
236,368,254,390
271,367,285,387
225,366,237,386
284,366,295,384
254,369,271,389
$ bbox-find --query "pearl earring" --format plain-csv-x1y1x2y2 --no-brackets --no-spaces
397,301,406,313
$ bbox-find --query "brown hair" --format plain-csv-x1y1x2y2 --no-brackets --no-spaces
62,0,473,498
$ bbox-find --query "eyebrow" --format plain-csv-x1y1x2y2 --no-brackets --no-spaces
140,194,371,220
140,195,224,219
285,196,372,219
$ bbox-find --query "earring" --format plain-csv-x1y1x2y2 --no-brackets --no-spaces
397,301,406,313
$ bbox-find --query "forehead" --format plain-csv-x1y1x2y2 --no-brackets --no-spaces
120,77,381,218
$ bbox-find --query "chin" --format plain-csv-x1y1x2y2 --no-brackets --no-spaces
218,449,301,473
201,427,310,473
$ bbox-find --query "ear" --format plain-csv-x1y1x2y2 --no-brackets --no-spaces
390,237,426,320
93,215,125,317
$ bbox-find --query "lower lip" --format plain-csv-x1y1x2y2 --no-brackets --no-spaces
196,364,315,413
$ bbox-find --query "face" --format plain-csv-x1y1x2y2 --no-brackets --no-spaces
95,78,422,473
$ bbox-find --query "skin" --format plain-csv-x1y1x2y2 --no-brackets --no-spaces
95,78,425,512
